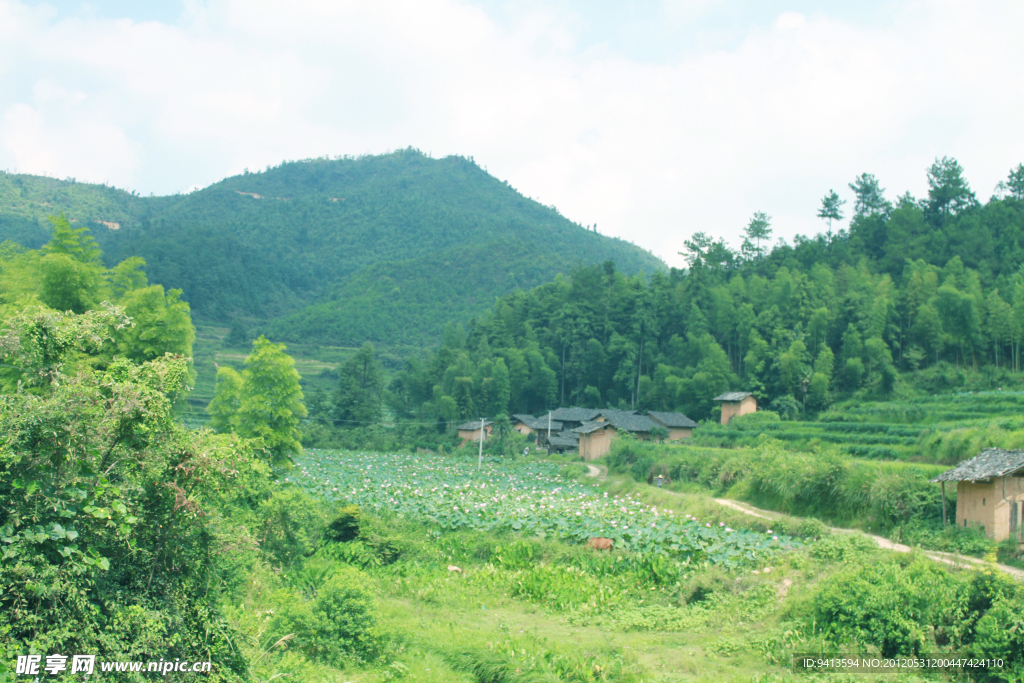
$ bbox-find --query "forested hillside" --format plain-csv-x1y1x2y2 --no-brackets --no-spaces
0,149,664,345
368,159,1024,426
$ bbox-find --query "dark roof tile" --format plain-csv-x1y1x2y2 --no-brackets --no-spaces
647,411,699,428
931,448,1024,482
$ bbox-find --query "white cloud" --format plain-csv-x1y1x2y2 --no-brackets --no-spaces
1,0,1023,266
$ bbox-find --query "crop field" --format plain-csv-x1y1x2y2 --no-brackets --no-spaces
293,450,802,568
694,391,1024,464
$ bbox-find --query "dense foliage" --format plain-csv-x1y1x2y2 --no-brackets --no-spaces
383,161,1024,422
208,336,307,463
0,150,663,346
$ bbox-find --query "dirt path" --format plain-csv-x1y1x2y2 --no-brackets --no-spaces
714,498,1024,580
580,468,1024,580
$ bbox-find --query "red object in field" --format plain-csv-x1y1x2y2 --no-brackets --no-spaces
587,537,613,551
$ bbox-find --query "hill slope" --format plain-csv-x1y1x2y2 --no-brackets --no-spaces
0,149,664,345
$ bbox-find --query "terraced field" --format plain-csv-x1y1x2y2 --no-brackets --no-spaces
694,391,1024,464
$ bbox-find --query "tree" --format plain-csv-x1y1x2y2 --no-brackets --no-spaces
492,357,511,416
817,190,846,242
224,319,250,348
209,336,307,462
114,285,196,365
333,342,384,426
996,163,1024,201
849,173,891,218
743,212,773,259
208,366,244,433
42,214,102,265
38,252,104,314
925,157,977,225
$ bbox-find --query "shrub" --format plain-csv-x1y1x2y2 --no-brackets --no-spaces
728,410,781,429
272,566,384,666
258,487,329,567
325,504,362,543
807,533,876,562
808,557,970,657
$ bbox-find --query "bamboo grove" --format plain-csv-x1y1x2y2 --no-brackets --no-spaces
383,159,1024,424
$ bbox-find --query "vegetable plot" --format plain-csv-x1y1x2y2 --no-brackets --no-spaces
292,451,800,567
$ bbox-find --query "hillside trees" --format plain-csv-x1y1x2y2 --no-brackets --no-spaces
333,342,384,425
376,160,1024,426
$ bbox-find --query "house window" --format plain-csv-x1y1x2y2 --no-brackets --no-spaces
982,498,986,506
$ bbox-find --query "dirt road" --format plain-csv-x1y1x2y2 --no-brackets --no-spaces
713,497,1024,580
579,467,1023,579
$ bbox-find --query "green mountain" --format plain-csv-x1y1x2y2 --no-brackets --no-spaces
0,149,664,345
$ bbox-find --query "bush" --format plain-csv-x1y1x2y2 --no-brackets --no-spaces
807,533,876,562
325,504,362,543
808,557,969,657
272,566,384,666
728,410,781,429
258,487,329,567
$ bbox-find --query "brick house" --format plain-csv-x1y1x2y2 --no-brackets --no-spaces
931,448,1024,542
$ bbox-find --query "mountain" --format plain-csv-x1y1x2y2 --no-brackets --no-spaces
0,149,664,345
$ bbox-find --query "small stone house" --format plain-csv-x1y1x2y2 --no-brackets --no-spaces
931,448,1024,542
713,392,757,425
457,419,493,444
647,411,699,440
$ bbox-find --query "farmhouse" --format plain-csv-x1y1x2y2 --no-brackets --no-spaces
713,391,757,425
575,421,617,461
931,448,1024,542
457,419,493,444
511,414,536,436
547,407,602,430
646,411,699,440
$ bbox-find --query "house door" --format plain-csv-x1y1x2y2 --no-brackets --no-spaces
1012,501,1020,540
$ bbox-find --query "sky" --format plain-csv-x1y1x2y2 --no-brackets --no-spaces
1,0,1023,268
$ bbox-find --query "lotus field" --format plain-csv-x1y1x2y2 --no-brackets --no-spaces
292,450,801,567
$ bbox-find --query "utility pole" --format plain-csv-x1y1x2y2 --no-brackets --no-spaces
547,412,552,453
478,417,484,471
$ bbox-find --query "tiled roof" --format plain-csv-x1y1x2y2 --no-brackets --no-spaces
557,429,579,441
597,408,639,420
602,412,659,433
647,411,698,429
573,421,611,435
714,391,753,402
547,436,579,449
457,419,493,430
511,414,536,425
550,407,603,422
931,448,1024,482
530,416,563,431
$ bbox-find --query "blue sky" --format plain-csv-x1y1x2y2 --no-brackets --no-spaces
2,0,1022,266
